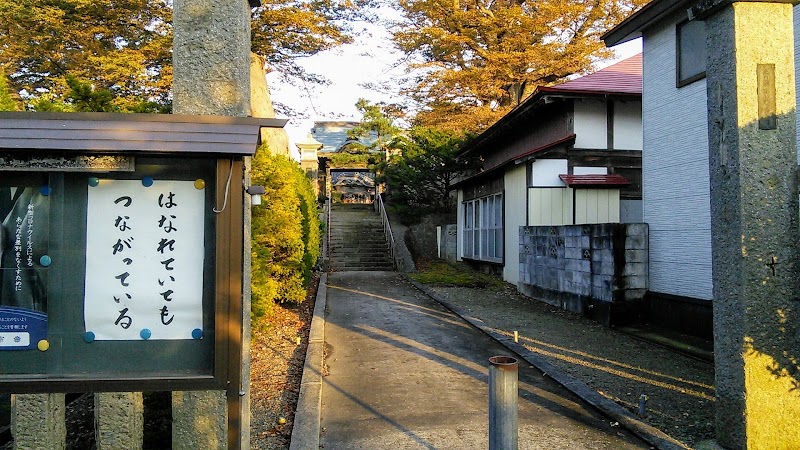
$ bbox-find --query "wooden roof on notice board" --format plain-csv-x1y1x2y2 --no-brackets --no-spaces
0,112,287,156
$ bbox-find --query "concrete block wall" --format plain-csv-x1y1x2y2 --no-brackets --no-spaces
519,223,648,326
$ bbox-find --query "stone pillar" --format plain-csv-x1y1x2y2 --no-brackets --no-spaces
172,390,228,449
240,155,253,449
94,392,143,449
173,0,252,448
250,52,290,156
701,1,800,448
297,134,324,197
173,0,251,116
11,394,66,450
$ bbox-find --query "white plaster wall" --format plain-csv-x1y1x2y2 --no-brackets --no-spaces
613,100,643,150
503,165,527,284
643,16,713,301
530,159,568,186
573,167,608,175
574,99,608,149
456,189,464,261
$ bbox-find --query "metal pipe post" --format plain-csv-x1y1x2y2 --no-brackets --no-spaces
489,356,518,450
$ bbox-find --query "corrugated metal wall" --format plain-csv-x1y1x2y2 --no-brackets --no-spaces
643,13,713,301
575,190,620,224
528,188,573,225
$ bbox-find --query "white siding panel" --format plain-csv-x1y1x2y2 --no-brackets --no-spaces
503,165,527,284
643,16,713,301
613,100,643,150
796,5,800,163
574,100,608,149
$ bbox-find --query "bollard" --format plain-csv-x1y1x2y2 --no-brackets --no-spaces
489,356,518,450
638,394,648,417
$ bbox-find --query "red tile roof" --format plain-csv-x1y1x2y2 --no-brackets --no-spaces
542,54,642,95
559,173,631,187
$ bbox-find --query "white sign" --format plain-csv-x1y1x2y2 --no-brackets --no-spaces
0,332,30,347
84,180,205,340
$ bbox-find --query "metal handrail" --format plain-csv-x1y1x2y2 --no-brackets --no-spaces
324,196,331,269
374,194,399,270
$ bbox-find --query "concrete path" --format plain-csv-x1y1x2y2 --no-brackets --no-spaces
318,271,649,449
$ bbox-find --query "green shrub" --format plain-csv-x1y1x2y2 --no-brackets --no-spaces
250,149,320,323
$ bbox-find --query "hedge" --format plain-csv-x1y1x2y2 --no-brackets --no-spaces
250,149,320,324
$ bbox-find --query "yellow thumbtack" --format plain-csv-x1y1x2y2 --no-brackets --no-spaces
37,340,50,351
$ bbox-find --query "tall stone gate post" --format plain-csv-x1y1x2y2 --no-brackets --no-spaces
173,0,252,448
699,1,800,448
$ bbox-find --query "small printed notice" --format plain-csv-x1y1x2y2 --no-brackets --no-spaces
84,180,205,340
1,186,49,350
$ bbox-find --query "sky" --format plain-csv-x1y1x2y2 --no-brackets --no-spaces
265,14,644,159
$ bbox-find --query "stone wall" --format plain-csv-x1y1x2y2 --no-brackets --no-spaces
518,223,648,326
407,213,455,263
438,224,458,262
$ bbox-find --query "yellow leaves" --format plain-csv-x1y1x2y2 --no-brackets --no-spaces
394,0,650,132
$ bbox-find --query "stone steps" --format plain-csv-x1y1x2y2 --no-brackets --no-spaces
328,203,394,271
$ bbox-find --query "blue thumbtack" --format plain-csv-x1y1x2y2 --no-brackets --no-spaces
88,177,100,187
191,328,203,340
83,332,95,343
141,176,154,187
140,329,152,340
39,255,52,267
40,185,52,196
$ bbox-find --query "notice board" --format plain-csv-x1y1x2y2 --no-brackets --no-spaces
0,157,234,392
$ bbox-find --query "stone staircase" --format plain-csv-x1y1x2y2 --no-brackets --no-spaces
328,203,394,271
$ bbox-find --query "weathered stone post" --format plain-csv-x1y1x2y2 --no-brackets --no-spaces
699,1,800,448
95,392,143,449
172,0,252,448
10,394,66,449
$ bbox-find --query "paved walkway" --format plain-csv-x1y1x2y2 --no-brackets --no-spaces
317,271,650,449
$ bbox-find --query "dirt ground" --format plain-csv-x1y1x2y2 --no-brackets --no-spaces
249,274,317,450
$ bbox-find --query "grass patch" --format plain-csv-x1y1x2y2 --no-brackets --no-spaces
411,260,504,288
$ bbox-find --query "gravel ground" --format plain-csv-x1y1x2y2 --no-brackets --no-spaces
249,274,316,450
423,283,715,449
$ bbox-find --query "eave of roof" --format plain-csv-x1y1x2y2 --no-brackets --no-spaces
452,134,576,189
559,173,630,187
602,0,695,46
0,112,287,156
542,54,642,95
459,55,641,158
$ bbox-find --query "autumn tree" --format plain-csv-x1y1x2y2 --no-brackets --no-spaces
0,72,19,111
252,0,365,87
0,0,360,111
393,0,649,132
0,0,173,111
